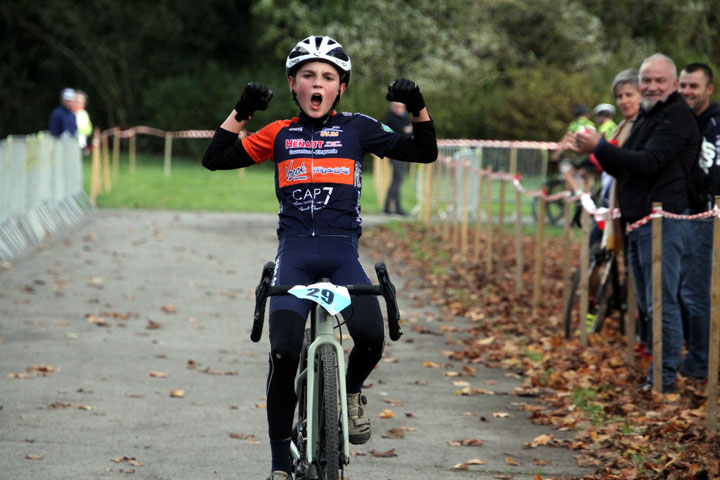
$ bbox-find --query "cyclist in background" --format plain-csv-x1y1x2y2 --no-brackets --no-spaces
202,35,438,480
594,103,617,139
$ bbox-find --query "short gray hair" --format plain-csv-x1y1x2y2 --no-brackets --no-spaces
612,69,639,96
640,53,677,79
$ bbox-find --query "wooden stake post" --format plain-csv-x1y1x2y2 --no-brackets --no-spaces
460,163,471,256
101,133,111,193
651,202,662,394
129,132,136,176
452,165,461,246
163,133,173,176
532,196,546,310
442,161,451,242
485,173,493,275
112,127,120,178
473,170,484,262
424,163,433,224
514,182,523,291
707,196,720,430
435,160,444,237
497,178,506,273
90,129,102,202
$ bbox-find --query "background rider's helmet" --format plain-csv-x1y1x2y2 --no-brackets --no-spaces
286,36,352,86
593,103,616,117
572,104,589,118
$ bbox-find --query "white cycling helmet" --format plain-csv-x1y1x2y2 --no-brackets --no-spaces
286,36,352,85
594,103,616,116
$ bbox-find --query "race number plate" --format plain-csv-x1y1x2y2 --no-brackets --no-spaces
288,283,351,315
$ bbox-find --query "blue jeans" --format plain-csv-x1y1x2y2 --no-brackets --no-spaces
627,218,687,386
679,219,713,378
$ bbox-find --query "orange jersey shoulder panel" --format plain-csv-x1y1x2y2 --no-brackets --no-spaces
241,119,295,164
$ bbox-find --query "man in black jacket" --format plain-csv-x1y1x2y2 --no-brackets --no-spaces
677,63,720,380
576,53,700,392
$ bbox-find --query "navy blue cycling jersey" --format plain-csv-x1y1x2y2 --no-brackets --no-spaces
203,110,437,237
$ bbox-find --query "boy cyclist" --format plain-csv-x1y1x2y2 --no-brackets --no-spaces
202,35,438,480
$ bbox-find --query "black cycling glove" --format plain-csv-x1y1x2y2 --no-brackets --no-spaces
234,82,273,121
386,78,425,116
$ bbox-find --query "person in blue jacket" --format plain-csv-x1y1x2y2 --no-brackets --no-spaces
48,88,77,137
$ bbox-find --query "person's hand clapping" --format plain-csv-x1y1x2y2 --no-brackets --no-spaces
234,83,273,121
574,129,602,154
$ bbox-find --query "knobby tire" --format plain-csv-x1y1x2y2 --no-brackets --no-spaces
591,255,616,334
317,343,340,480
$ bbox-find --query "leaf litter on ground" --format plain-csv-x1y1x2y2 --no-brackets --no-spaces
364,223,720,480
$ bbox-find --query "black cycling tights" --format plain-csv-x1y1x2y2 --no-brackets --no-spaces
266,296,384,440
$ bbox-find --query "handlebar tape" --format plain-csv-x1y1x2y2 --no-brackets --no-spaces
250,261,275,343
374,262,402,341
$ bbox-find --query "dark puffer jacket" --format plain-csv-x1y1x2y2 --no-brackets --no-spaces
594,91,700,224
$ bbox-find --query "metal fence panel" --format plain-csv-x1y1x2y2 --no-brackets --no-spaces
0,132,93,261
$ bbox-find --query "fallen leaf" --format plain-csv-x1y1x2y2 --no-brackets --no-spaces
422,360,440,368
378,409,394,419
382,428,406,439
170,389,184,398
26,454,43,460
451,380,471,387
369,448,397,458
493,411,510,418
161,304,176,314
149,371,168,378
506,456,518,466
448,438,484,447
527,434,554,448
230,433,261,445
383,398,403,406
86,315,108,326
147,320,162,330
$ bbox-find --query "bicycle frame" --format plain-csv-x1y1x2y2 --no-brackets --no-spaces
251,261,401,479
291,304,350,473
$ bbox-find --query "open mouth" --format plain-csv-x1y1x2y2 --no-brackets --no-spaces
311,93,323,109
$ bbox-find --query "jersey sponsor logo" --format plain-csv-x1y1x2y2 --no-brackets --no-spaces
285,139,324,149
284,160,308,185
314,165,350,175
311,158,355,185
288,127,303,132
380,122,394,133
291,186,334,210
319,130,339,137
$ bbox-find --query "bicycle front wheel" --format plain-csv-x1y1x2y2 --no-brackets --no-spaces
316,344,340,480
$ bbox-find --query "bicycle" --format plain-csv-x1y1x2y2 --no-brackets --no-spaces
563,242,627,339
251,261,401,480
531,176,567,227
